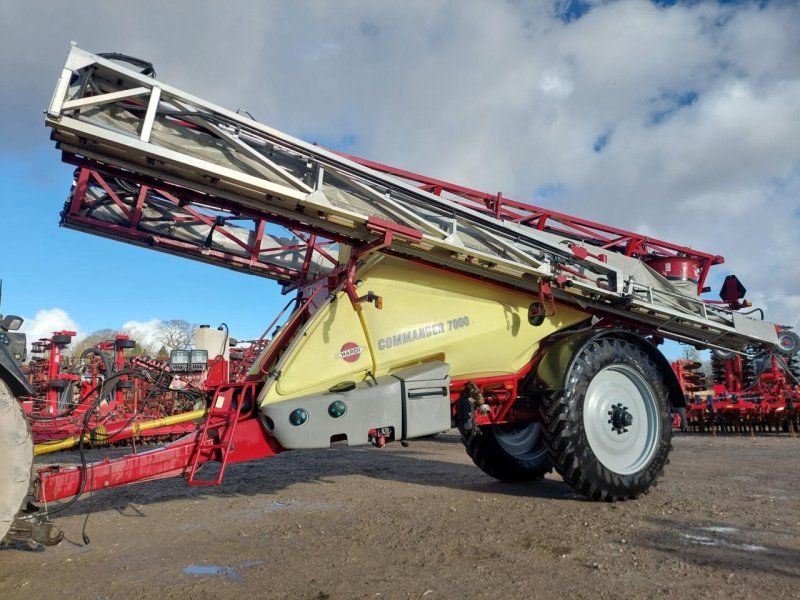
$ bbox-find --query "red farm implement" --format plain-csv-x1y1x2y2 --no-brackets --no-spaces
672,338,800,434
19,328,265,454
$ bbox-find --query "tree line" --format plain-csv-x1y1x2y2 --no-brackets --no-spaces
65,319,195,359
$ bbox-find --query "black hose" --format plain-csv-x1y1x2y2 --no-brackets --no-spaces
96,53,156,77
21,369,143,525
27,381,104,421
740,307,765,320
218,322,229,357
79,347,113,379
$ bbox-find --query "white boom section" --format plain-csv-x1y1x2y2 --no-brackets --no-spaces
46,45,778,352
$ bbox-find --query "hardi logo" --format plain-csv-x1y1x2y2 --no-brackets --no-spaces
336,342,364,363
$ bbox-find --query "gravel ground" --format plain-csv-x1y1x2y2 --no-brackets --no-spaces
1,432,799,599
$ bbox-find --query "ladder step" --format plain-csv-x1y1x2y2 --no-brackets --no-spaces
186,386,246,487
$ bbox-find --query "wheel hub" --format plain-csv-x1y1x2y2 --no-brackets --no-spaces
608,403,633,434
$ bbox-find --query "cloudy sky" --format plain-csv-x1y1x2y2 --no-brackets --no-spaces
0,0,798,353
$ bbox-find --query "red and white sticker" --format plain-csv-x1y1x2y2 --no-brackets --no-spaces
336,342,364,363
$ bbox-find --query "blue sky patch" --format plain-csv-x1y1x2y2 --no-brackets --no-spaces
555,0,594,23
652,0,770,7
593,131,611,153
534,183,564,201
648,91,698,125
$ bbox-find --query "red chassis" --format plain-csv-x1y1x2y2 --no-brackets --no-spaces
35,383,282,503
36,417,282,503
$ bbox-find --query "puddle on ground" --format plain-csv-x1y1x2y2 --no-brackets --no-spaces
185,565,224,576
702,526,739,534
681,533,717,546
678,526,767,553
184,560,264,582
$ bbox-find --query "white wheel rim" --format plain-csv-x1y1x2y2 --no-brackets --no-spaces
582,365,660,475
493,422,546,460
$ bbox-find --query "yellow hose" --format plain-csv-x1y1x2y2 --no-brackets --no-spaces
33,408,208,456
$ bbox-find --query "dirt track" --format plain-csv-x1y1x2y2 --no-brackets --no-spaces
1,433,799,599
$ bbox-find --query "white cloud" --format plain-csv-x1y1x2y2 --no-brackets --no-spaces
539,67,575,99
120,319,163,352
20,308,83,347
17,312,169,355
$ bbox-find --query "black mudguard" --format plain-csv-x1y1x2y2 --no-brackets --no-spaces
0,344,34,397
530,328,685,409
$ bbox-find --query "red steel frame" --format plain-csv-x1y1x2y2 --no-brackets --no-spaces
64,161,339,286
336,151,723,294
41,331,78,416
36,414,282,503
65,150,724,295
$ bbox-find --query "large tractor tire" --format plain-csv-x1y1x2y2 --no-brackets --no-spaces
0,380,33,541
540,337,672,501
460,421,552,482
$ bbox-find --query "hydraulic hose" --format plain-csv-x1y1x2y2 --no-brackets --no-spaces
79,347,112,378
96,52,156,77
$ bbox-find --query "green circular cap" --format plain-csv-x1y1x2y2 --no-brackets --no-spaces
289,408,308,426
328,400,347,418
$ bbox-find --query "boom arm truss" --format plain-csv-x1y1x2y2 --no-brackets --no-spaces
47,45,778,351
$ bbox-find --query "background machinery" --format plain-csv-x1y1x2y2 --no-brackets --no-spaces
673,336,800,434
19,325,268,450
22,330,203,450
0,46,788,544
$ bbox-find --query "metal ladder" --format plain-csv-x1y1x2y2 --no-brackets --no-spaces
186,387,245,486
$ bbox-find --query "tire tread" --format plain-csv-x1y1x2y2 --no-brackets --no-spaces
540,337,672,501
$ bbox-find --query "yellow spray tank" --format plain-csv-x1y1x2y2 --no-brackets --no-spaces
257,254,588,448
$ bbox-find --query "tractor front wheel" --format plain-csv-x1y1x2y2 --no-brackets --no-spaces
0,380,33,541
540,337,672,500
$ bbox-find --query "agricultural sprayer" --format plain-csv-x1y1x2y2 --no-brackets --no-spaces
0,46,788,545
